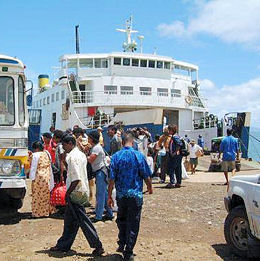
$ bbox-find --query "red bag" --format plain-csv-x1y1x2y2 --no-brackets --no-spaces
50,182,67,206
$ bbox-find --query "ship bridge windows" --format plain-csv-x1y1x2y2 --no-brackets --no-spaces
101,59,108,68
171,89,181,97
121,86,133,95
114,57,121,65
132,59,139,67
104,85,117,95
94,58,108,68
79,59,93,68
67,59,77,68
51,93,55,102
140,87,151,95
174,65,191,76
123,58,130,66
164,62,171,69
157,88,168,97
56,92,60,101
157,61,163,69
47,96,50,104
43,98,46,106
148,60,155,68
140,60,147,67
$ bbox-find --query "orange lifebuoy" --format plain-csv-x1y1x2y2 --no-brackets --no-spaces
185,96,192,104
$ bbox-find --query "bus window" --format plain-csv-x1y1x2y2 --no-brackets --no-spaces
0,76,15,125
18,76,25,126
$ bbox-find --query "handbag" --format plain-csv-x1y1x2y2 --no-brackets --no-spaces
50,181,67,206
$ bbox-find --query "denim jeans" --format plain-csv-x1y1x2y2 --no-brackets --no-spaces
168,155,182,184
95,169,113,220
116,196,143,257
56,200,102,251
160,152,169,182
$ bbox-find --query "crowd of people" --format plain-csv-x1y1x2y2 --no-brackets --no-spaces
27,123,237,260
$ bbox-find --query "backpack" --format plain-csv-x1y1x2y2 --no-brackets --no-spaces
169,135,189,157
180,138,190,157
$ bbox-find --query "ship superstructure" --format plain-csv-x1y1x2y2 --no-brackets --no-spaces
31,17,218,149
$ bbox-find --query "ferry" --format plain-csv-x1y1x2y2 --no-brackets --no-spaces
30,17,251,154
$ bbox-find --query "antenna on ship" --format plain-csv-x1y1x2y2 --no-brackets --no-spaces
138,35,144,53
75,25,80,54
116,15,138,52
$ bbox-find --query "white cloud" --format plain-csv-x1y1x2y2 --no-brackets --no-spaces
200,77,260,127
157,0,260,49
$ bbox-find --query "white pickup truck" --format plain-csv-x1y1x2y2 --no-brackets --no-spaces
224,174,260,258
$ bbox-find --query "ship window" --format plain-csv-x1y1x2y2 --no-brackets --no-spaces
104,85,117,95
61,90,65,100
79,59,93,68
123,58,130,66
148,60,155,68
95,59,101,68
157,88,168,97
114,57,121,65
121,86,133,95
43,98,46,105
140,60,147,67
140,87,151,95
132,59,139,67
67,59,77,68
47,96,50,104
164,62,170,69
51,93,55,102
171,89,181,97
157,61,163,69
56,92,59,101
40,99,42,107
101,59,108,68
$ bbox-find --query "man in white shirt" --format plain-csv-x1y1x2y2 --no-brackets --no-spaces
50,134,104,256
188,140,203,174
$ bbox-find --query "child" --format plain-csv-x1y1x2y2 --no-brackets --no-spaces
147,147,154,174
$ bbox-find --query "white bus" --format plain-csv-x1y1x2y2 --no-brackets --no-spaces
0,54,29,211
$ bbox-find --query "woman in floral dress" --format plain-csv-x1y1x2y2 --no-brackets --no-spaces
29,141,56,217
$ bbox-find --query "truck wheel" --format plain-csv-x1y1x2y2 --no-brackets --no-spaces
224,206,249,258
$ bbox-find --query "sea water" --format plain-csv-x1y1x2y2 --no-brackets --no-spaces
248,130,260,162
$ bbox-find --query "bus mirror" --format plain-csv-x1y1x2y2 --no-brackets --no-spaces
27,95,32,106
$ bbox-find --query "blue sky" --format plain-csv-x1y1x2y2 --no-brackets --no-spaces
1,0,260,127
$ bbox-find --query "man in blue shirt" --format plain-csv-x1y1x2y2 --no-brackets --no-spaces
108,131,153,261
198,135,205,149
219,129,239,185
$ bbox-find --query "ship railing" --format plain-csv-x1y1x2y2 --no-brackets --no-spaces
193,117,218,129
78,113,115,129
71,90,207,108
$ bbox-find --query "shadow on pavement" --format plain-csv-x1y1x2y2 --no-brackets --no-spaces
35,249,123,260
0,211,32,225
211,243,251,261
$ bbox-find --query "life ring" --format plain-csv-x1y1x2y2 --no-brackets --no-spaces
185,96,192,104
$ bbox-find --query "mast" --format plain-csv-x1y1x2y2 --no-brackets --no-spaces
75,25,80,54
116,16,138,52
